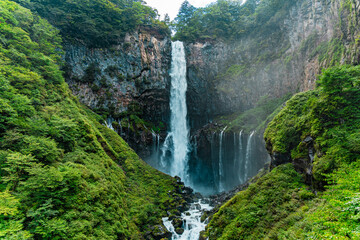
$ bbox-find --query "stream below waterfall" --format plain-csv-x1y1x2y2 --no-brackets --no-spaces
103,40,271,239
162,200,213,240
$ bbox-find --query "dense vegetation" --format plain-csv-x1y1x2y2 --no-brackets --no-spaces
0,1,183,239
205,65,360,239
172,0,295,42
14,0,169,47
204,164,314,239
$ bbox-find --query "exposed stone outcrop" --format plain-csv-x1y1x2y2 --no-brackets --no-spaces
64,30,172,156
185,0,360,129
64,30,171,124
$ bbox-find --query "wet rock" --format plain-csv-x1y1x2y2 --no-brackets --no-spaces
270,152,291,168
150,224,171,240
303,136,314,144
200,212,208,222
199,231,207,240
175,228,185,235
168,214,176,221
194,203,201,210
172,218,183,229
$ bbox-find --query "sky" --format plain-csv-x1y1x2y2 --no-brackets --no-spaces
144,0,217,20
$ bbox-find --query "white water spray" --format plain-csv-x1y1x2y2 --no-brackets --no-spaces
238,130,244,182
219,126,227,192
162,200,213,240
244,131,255,181
105,117,115,131
161,41,190,181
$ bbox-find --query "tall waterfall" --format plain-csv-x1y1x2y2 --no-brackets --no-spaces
143,42,270,195
161,41,190,182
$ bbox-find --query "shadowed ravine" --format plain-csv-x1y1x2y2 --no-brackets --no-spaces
143,41,270,197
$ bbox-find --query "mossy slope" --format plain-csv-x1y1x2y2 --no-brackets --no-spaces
0,1,181,239
205,65,360,239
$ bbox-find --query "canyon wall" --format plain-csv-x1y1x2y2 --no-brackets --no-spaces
63,30,172,156
64,30,172,124
62,0,360,166
185,0,360,129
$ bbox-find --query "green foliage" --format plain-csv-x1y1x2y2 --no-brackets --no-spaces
0,2,183,239
173,0,295,43
265,65,360,175
205,164,313,239
14,0,170,47
0,190,32,239
207,65,360,239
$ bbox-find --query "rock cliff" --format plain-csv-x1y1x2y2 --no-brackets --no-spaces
185,0,360,129
63,30,172,156
64,30,171,124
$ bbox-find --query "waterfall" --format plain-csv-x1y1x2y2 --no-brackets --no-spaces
238,130,244,182
160,41,190,182
211,132,218,191
233,133,237,168
151,130,160,151
244,131,255,181
105,117,114,131
219,126,227,192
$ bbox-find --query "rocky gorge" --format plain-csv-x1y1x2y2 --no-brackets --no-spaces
61,0,360,194
2,0,360,238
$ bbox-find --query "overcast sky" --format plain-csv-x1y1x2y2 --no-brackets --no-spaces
144,0,217,20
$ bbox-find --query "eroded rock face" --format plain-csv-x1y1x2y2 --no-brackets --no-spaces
63,31,172,156
185,0,360,129
64,31,171,124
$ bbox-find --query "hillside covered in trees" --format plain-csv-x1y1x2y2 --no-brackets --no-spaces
13,0,170,47
203,65,360,239
1,0,360,239
0,1,185,239
172,0,295,42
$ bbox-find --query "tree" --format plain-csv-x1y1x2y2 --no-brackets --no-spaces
174,0,196,26
163,13,170,24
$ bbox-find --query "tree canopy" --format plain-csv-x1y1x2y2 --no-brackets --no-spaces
14,0,170,47
0,1,183,238
172,0,295,42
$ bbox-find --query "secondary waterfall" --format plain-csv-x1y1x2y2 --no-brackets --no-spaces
161,41,190,182
244,131,255,181
218,126,227,192
238,130,244,182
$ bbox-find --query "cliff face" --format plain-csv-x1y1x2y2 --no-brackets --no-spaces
63,31,172,156
185,0,360,129
64,31,172,124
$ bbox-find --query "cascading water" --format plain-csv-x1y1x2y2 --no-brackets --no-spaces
160,41,190,182
238,130,244,182
244,131,255,181
162,200,213,240
218,126,227,192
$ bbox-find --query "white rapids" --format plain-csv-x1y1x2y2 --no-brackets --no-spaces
162,200,213,240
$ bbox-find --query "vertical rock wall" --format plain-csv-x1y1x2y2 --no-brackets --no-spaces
64,31,172,124
185,0,360,129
